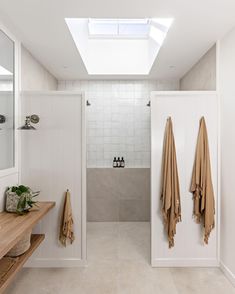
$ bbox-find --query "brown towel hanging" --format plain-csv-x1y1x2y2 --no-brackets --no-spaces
59,189,75,247
190,117,215,244
161,117,181,248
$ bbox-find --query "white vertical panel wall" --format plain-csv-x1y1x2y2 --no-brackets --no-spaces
20,91,86,267
218,27,235,286
151,91,219,267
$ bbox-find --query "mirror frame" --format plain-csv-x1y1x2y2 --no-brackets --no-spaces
0,22,20,178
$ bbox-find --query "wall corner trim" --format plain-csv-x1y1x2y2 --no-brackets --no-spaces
220,262,235,287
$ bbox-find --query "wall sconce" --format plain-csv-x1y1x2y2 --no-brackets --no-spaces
0,114,6,124
19,114,40,130
0,115,6,130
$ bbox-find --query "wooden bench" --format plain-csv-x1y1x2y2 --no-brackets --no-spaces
0,202,55,293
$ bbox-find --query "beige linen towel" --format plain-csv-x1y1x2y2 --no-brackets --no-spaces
190,117,215,244
161,117,181,248
59,190,75,246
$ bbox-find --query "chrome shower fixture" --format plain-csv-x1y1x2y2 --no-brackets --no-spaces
19,114,40,130
0,114,6,124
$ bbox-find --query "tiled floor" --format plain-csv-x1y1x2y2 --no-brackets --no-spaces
6,222,235,294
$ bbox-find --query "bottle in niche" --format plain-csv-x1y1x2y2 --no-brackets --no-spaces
120,157,125,168
113,157,117,168
117,157,121,168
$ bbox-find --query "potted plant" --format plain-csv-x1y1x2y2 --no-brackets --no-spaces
6,185,39,214
5,185,40,257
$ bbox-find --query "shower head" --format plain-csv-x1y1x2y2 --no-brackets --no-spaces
19,115,40,130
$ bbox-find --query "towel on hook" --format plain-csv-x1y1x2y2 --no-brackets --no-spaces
161,117,181,248
190,117,215,244
59,190,75,247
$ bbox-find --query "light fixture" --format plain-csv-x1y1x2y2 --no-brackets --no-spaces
0,114,6,130
19,115,40,130
0,115,6,124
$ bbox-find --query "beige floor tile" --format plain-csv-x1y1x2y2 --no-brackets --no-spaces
170,267,235,294
117,260,179,294
6,268,67,294
117,222,150,262
87,222,119,261
60,261,118,294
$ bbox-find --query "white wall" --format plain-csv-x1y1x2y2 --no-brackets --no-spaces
21,92,86,267
151,91,218,267
21,46,57,91
180,45,216,90
219,27,235,285
58,79,179,167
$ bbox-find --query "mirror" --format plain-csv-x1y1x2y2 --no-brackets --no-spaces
0,29,14,170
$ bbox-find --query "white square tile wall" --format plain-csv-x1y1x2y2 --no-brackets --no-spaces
58,80,179,167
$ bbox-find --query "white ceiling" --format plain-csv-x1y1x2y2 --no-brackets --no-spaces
0,0,235,80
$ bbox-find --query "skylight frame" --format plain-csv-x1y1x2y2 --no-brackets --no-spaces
65,17,174,75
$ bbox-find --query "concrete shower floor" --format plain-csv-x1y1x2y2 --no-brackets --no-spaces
6,222,235,294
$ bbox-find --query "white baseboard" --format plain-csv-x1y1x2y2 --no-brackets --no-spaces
151,258,219,267
220,262,235,287
24,258,87,268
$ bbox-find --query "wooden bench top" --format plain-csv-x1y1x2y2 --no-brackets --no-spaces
0,202,55,259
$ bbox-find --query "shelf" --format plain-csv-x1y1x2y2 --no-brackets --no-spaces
0,202,55,259
0,234,45,293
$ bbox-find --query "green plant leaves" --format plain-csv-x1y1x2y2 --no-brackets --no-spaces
8,185,39,215
9,185,30,197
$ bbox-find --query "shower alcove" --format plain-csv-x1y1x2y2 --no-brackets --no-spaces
20,88,219,269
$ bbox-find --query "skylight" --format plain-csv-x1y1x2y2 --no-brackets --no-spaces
88,19,150,38
65,18,173,75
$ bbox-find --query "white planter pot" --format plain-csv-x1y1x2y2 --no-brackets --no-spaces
5,191,31,213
